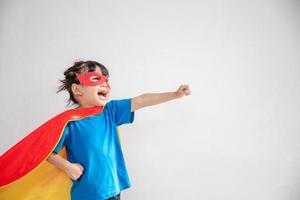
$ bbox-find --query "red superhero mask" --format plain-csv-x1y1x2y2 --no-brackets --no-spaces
76,71,110,88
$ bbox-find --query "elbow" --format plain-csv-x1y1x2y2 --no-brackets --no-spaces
46,152,56,161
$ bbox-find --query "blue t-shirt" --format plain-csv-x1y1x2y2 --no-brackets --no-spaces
53,99,135,200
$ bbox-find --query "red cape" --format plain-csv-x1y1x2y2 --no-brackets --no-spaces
0,106,104,199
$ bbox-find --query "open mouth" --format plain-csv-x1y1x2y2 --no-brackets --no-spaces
97,89,108,100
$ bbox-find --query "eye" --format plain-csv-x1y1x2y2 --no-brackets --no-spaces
90,76,100,81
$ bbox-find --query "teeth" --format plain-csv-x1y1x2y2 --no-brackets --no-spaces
97,88,107,100
99,95,106,100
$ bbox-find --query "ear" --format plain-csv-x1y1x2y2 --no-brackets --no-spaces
71,83,83,96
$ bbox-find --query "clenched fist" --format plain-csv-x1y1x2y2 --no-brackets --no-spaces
64,163,84,181
175,84,191,98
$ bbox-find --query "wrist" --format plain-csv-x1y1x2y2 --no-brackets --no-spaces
174,91,181,99
62,160,71,171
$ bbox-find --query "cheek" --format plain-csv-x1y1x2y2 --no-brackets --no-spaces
89,86,98,93
84,87,97,97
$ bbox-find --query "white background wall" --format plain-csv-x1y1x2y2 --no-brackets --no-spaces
0,0,300,199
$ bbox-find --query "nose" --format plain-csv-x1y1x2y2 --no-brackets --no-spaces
100,81,110,89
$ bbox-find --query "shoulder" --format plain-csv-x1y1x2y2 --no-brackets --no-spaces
105,99,131,109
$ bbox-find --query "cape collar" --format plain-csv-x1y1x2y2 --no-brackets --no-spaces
68,106,104,120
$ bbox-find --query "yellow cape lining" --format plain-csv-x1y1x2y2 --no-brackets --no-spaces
0,116,122,200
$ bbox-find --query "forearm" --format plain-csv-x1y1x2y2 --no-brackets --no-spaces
131,92,179,111
46,153,70,171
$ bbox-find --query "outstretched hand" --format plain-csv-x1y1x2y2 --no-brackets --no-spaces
131,84,191,111
175,84,191,98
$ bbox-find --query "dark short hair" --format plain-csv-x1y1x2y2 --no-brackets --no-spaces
57,60,109,106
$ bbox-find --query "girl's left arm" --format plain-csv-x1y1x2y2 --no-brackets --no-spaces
131,84,191,112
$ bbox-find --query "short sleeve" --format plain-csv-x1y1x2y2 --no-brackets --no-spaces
107,99,135,126
53,124,70,154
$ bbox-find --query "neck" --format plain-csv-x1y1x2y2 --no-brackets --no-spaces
75,104,105,110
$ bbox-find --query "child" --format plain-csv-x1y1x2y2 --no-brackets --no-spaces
0,60,190,200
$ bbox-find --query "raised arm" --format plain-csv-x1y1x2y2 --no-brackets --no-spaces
131,84,191,112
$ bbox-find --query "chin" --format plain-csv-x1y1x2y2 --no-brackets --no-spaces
97,100,107,106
